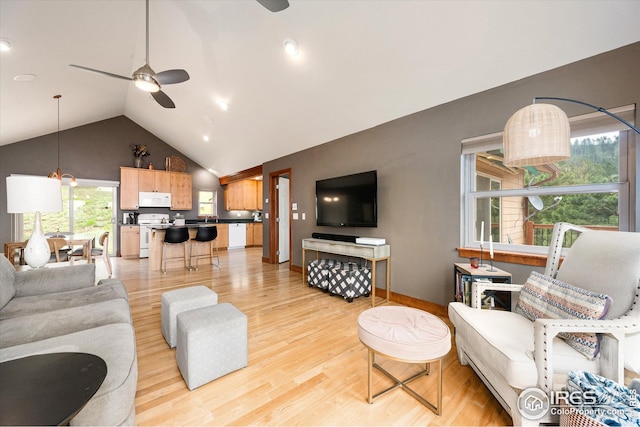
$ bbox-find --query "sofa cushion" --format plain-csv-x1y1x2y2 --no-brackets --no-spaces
0,255,17,310
0,298,132,349
448,302,597,389
515,271,611,360
13,264,96,297
0,281,128,321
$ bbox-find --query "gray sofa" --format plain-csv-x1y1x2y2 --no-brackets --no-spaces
0,255,137,426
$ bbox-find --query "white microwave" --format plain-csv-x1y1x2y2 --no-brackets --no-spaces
139,192,171,208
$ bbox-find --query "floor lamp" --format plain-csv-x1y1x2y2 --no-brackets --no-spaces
6,176,63,268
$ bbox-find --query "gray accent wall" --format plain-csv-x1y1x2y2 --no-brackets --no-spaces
263,42,640,306
0,116,222,251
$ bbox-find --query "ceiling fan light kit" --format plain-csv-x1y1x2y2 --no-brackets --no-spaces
69,0,188,108
133,65,160,92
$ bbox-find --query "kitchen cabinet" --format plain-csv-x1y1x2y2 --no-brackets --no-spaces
224,179,261,210
216,224,228,249
120,225,140,259
246,223,253,246
139,169,171,193
119,167,192,211
253,223,263,246
120,167,140,210
246,223,263,246
170,172,192,210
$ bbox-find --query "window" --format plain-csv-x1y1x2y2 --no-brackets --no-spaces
461,105,635,255
17,178,118,254
198,190,217,217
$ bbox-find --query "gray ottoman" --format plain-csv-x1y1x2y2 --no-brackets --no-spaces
161,286,218,348
176,303,248,390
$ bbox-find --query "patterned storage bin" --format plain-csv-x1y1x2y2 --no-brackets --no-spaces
328,261,372,303
307,259,340,291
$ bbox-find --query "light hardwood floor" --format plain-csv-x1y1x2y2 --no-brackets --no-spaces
106,247,512,426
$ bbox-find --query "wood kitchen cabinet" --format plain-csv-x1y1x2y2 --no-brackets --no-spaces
224,179,261,210
120,167,140,210
139,169,171,193
246,223,263,246
120,225,140,259
216,224,229,249
253,222,263,246
119,167,192,211
170,172,192,210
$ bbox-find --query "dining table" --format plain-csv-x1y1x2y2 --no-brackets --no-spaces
3,234,94,266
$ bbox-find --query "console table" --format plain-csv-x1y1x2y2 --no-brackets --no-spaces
302,238,390,307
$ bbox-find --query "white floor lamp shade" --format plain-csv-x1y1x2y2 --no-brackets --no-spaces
503,103,571,167
6,176,63,268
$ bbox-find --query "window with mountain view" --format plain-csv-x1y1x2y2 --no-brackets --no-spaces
461,105,635,255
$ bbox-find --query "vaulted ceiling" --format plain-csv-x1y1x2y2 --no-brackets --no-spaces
1,0,639,177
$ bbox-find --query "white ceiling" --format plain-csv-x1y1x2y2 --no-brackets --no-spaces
1,0,639,177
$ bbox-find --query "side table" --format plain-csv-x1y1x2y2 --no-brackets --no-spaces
0,352,107,426
454,262,513,310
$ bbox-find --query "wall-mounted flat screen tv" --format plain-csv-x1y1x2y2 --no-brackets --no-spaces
315,170,377,227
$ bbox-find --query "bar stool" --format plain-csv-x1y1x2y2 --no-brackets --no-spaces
162,227,191,274
190,226,219,270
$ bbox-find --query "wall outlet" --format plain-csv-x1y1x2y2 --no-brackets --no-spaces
302,213,306,220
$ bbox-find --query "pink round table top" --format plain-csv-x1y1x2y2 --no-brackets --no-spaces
358,306,451,362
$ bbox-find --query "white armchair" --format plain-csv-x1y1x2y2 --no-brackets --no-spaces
448,223,640,426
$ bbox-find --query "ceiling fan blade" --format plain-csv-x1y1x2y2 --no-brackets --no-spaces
156,69,190,85
256,0,289,12
69,64,132,81
151,90,176,109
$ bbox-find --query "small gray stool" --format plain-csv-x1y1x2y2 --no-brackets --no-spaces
176,303,248,390
161,286,218,348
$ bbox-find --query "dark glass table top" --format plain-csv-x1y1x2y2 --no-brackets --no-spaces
0,352,107,426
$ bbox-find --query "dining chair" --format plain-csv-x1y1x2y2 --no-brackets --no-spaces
47,238,70,262
69,232,112,277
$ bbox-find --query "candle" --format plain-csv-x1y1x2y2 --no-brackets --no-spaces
489,234,494,259
480,221,484,246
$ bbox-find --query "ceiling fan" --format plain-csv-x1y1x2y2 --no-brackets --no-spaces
256,0,290,12
70,0,189,109
70,0,288,108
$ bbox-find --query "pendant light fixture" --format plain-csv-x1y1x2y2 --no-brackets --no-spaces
48,94,77,186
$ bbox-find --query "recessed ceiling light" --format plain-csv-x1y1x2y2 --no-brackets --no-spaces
217,100,229,111
203,135,209,142
283,39,299,56
0,39,11,52
14,74,36,82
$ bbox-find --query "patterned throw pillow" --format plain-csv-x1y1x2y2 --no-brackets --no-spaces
515,271,612,360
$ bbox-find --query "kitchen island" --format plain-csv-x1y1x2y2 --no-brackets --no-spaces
148,222,262,271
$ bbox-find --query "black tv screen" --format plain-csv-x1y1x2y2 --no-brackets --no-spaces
315,170,377,227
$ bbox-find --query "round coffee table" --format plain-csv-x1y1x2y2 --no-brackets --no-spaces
358,306,451,415
0,352,107,426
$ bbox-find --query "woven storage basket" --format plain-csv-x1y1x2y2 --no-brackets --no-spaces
559,403,606,427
